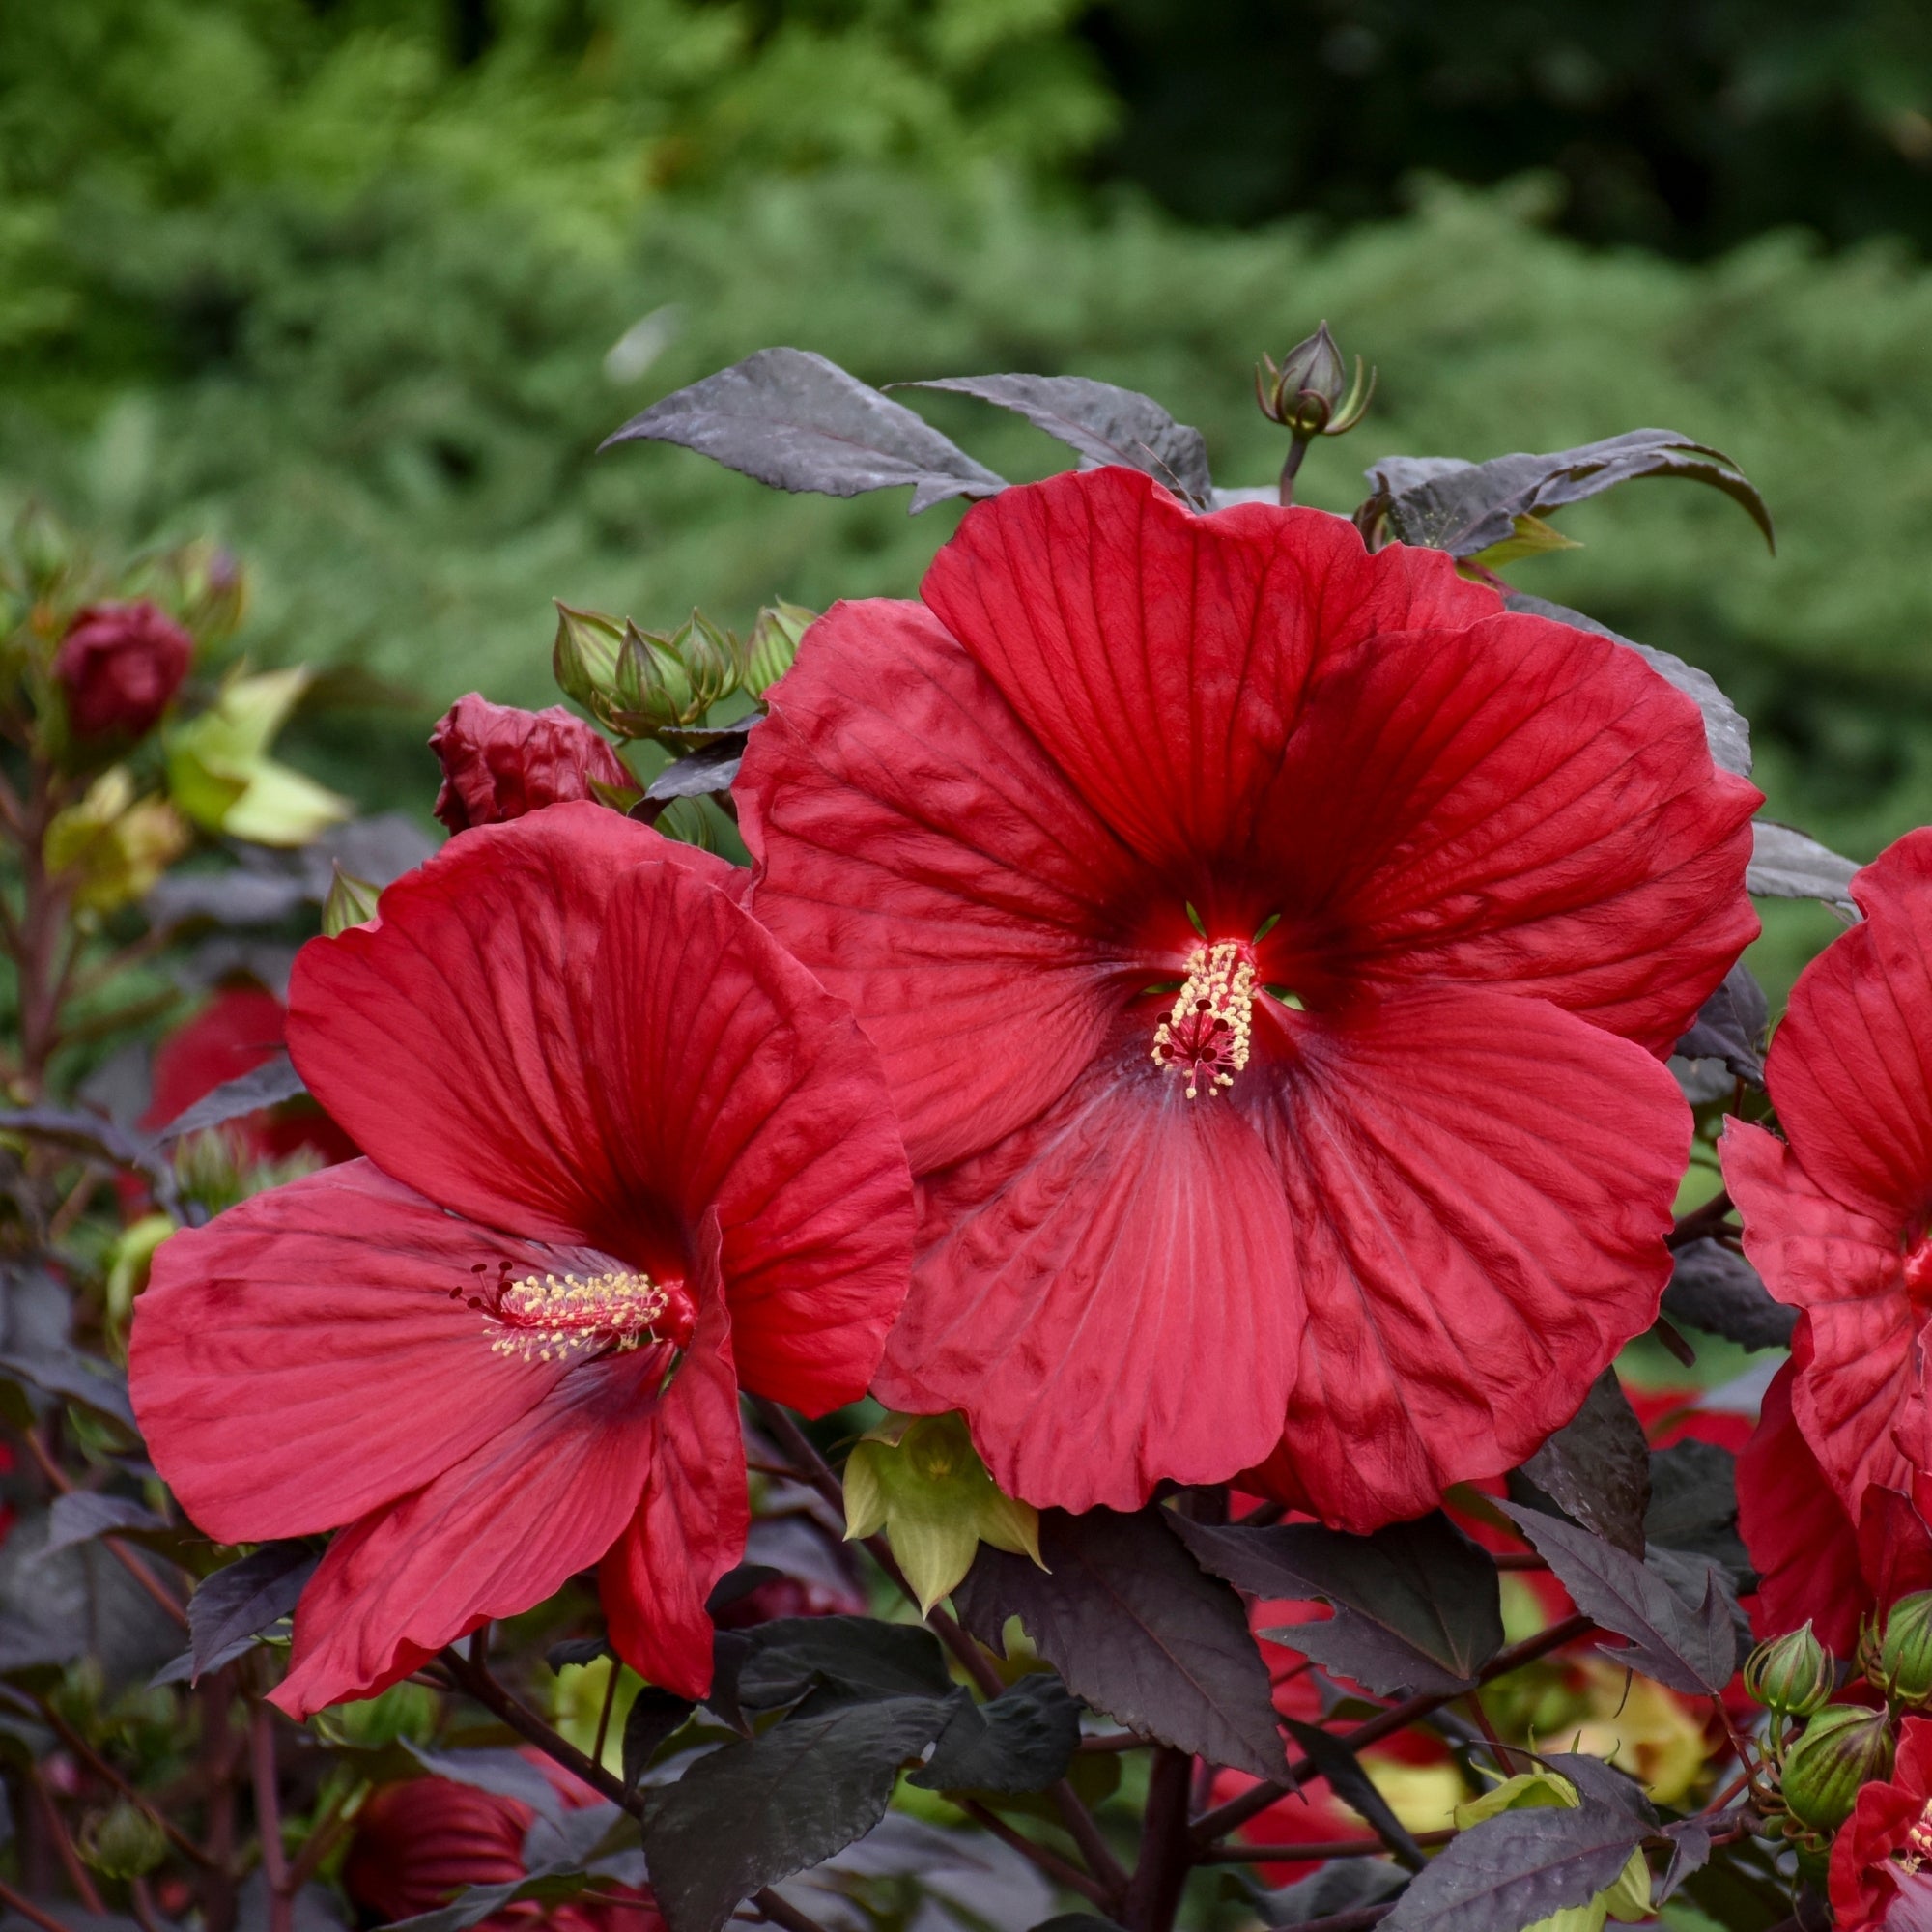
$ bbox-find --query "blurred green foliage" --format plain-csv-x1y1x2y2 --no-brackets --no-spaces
2,0,1928,1003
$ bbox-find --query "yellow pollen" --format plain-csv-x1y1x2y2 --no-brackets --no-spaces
488,1270,672,1365
1905,1799,1932,1871
1151,939,1257,1099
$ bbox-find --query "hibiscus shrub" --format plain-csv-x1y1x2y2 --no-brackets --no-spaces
5,335,1925,1932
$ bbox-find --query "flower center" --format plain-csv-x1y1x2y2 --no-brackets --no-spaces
483,1268,695,1365
1151,940,1257,1099
1903,1799,1932,1874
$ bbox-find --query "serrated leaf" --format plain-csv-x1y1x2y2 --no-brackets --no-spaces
404,1745,569,1826
1662,1241,1793,1352
1178,1509,1502,1698
1495,1502,1738,1694
1520,1370,1652,1558
0,1347,138,1431
603,349,1006,514
621,1688,696,1791
1673,963,1767,1086
42,1492,168,1558
187,1542,319,1683
547,1635,613,1673
380,1866,584,1932
644,728,753,802
734,1615,954,1714
1281,1717,1425,1869
1747,821,1860,915
1659,1818,1714,1902
148,1054,306,1143
952,1506,1286,1781
1381,1798,1651,1932
908,1672,1081,1794
1502,593,1751,779
0,1106,178,1218
897,374,1212,506
1370,429,1774,558
1645,1442,1750,1582
640,1693,952,1932
1257,1860,1407,1926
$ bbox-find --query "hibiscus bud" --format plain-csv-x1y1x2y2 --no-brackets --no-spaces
54,599,193,740
1780,1704,1896,1832
79,1801,167,1880
429,693,632,833
744,601,815,696
44,767,190,914
1745,1622,1835,1717
175,541,247,644
553,601,624,713
614,620,696,733
1878,1593,1932,1707
323,861,381,936
1256,323,1376,440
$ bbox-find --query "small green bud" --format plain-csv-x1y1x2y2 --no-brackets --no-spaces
1781,1703,1895,1832
79,1801,167,1880
1744,1621,1835,1717
1878,1592,1932,1707
554,602,624,713
744,602,815,696
676,610,743,712
322,862,380,937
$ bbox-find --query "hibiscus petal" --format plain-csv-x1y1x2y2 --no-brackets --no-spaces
1722,1117,1917,1510
130,1161,596,1543
1736,1361,1869,1651
288,802,726,1250
270,1333,676,1717
739,597,1147,1173
1248,985,1687,1532
601,1215,749,1697
920,467,1497,875
875,1054,1301,1512
1252,612,1759,1056
1765,828,1932,1225
587,860,913,1413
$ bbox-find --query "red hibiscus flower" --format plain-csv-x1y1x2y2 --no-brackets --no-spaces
1738,1362,1932,1653
142,984,356,1167
1833,1717,1932,1931
54,599,193,740
737,466,1760,1523
1722,831,1932,1523
345,1754,661,1932
130,804,912,1715
431,694,634,833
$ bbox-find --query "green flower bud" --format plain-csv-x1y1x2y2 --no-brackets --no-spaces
1744,1621,1835,1717
553,602,623,714
322,862,380,937
1256,322,1376,439
1781,1703,1895,1832
1879,1592,1932,1707
80,1801,167,1880
676,610,743,713
744,601,815,696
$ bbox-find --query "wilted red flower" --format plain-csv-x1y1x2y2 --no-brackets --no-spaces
130,804,912,1714
1832,1717,1932,1930
738,466,1760,1524
54,600,193,739
1722,831,1932,1524
1738,1362,1932,1653
141,984,355,1168
345,1755,661,1932
431,694,632,833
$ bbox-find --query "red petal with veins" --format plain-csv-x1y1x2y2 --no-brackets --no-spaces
878,1053,1300,1511
129,1161,594,1542
1831,1718,1932,1932
921,467,1497,871
588,863,912,1413
739,598,1146,1175
602,1216,748,1696
270,1330,675,1718
1247,986,1686,1531
1723,1116,1918,1511
288,803,732,1253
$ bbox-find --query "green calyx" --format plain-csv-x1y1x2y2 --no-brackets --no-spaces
1744,1621,1835,1718
1780,1703,1896,1832
842,1410,1043,1614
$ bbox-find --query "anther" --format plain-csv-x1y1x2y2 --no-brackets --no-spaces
485,1268,694,1365
1151,939,1258,1099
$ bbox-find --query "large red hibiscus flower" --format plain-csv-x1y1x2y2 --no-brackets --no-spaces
1833,1718,1932,1931
737,466,1759,1524
1722,830,1932,1523
130,805,912,1715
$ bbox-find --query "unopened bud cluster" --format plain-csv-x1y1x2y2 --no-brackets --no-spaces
1255,323,1376,440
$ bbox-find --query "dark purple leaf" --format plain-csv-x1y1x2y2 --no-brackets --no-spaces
0,1347,138,1431
0,1107,178,1215
1496,1502,1738,1693
405,1745,571,1826
1175,1511,1501,1698
1674,963,1767,1086
1281,1718,1425,1869
644,728,753,802
187,1542,319,1683
952,1506,1287,1781
1520,1369,1652,1557
1662,1241,1794,1352
43,1492,168,1557
1368,429,1774,557
733,1615,954,1714
621,1688,696,1791
547,1635,613,1673
149,1054,306,1143
1660,1817,1715,1901
146,870,311,930
1502,592,1751,779
379,1868,587,1932
1747,821,1860,916
908,1672,1082,1794
1256,1860,1406,1926
603,349,1006,514
1645,1441,1750,1582
898,374,1212,506
1538,1752,1657,1825
640,1694,953,1932
1382,1799,1649,1932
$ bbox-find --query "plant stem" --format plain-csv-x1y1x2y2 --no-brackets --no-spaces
29,1768,104,1913
0,1878,76,1932
1668,1189,1734,1248
251,1704,291,1932
592,1659,622,1772
20,1427,189,1628
1195,1829,1457,1863
955,1800,1111,1907
1122,1746,1193,1932
1277,435,1313,506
